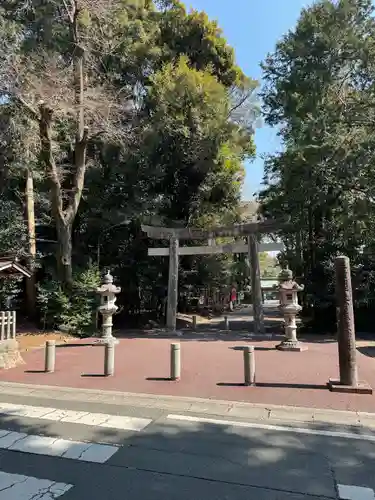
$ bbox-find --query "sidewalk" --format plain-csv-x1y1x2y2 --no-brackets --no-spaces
1,337,375,413
1,380,375,431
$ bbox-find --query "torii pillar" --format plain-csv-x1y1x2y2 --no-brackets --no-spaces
248,234,264,335
167,236,179,331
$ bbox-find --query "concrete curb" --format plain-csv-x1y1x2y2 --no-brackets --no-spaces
0,381,374,429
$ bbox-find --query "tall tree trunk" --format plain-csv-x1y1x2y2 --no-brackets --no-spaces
25,167,37,317
37,1,88,287
38,103,72,286
56,218,73,286
307,205,315,271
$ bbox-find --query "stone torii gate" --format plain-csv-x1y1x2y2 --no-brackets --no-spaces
142,220,285,334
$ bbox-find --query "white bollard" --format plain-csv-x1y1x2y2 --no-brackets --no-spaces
170,343,181,380
192,315,197,331
224,316,230,331
104,340,115,376
45,340,56,373
243,346,255,386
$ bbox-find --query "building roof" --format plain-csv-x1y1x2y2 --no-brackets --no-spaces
0,258,32,278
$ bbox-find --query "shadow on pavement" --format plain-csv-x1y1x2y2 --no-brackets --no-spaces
357,346,375,358
217,382,327,390
0,409,374,499
146,377,172,382
114,327,283,341
230,346,275,352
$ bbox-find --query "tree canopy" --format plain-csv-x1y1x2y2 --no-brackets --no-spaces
259,0,375,330
0,0,258,331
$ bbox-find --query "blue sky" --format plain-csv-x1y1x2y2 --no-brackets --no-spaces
187,0,310,200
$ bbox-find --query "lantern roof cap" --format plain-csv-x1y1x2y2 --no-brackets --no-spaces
103,270,113,284
97,270,121,293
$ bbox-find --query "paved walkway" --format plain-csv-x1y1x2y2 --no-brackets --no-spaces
1,336,375,412
177,302,282,331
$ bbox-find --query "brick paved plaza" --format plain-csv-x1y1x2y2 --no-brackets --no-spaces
1,335,374,412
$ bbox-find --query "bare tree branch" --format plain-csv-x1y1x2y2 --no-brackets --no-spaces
39,102,64,221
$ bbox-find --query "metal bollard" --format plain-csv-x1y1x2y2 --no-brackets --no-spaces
170,343,181,381
243,346,255,386
224,316,230,331
104,340,115,376
192,315,197,331
45,340,56,373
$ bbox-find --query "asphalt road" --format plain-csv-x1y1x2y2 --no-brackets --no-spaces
0,393,374,499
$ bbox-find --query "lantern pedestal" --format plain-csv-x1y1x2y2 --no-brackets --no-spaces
96,308,119,345
276,340,307,352
327,378,372,394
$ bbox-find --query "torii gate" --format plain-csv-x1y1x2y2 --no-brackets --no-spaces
142,219,285,334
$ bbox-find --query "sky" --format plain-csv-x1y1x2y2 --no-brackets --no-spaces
187,0,311,200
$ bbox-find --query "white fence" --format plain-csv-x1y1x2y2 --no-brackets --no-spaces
0,311,16,341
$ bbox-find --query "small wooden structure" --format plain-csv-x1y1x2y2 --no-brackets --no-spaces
0,256,31,369
0,257,32,279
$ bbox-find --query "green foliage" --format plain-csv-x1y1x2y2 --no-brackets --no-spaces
260,0,375,330
259,252,280,278
0,278,23,310
0,0,258,326
0,200,27,257
155,1,248,87
37,267,100,336
142,55,246,223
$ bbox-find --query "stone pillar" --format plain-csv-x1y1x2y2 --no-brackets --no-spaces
328,256,372,394
167,236,179,331
248,235,264,334
337,256,357,385
101,312,114,342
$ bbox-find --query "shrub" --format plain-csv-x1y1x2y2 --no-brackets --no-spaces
0,277,23,310
38,266,100,337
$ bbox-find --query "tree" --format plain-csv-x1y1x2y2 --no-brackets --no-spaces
0,0,146,286
0,0,259,327
140,56,248,224
259,0,375,325
75,4,258,311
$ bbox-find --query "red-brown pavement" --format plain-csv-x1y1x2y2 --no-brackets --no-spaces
1,337,375,412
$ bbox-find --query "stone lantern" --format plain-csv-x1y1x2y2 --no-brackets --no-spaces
276,269,306,352
96,270,121,344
